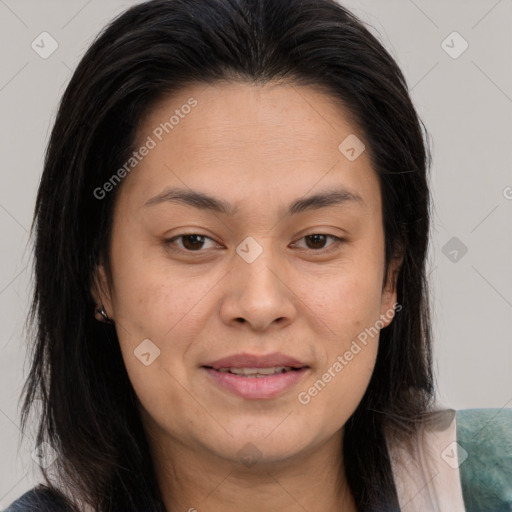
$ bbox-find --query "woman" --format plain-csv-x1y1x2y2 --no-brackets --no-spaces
4,0,511,511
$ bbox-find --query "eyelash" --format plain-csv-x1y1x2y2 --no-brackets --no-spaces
163,233,345,255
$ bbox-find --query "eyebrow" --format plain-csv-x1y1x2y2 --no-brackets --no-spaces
144,186,365,216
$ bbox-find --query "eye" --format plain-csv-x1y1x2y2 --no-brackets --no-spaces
164,234,219,253
292,234,345,254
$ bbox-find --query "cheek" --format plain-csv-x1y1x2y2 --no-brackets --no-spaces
109,263,206,432
109,238,214,338
296,308,380,439
308,344,378,435
293,249,383,418
300,258,384,341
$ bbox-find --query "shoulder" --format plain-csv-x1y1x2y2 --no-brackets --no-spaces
2,485,72,512
456,408,512,512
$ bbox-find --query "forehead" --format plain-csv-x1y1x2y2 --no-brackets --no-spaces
139,80,358,155
120,81,381,216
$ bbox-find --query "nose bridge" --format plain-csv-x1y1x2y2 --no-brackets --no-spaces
234,234,281,289
224,234,296,328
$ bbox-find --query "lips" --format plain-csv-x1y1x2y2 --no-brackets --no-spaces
201,352,310,399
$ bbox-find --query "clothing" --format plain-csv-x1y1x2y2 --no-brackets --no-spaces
387,407,512,511
3,408,511,511
3,484,70,512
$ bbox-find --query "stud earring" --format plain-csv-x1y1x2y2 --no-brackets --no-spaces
95,304,112,323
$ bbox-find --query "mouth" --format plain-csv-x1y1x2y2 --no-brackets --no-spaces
201,356,311,400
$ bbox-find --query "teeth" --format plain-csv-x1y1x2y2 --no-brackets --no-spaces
217,366,293,377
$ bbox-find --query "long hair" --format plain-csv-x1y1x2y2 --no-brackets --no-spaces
20,0,435,510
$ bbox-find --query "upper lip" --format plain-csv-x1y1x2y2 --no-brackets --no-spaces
203,352,309,370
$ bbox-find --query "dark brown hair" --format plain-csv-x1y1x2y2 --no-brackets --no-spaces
20,0,434,510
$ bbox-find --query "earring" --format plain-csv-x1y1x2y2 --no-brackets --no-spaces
95,304,112,323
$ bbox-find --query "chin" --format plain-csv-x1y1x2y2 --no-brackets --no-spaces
207,427,311,463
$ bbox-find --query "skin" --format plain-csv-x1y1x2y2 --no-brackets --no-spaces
92,81,403,512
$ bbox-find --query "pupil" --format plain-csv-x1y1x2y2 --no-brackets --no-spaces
183,235,204,250
307,234,326,249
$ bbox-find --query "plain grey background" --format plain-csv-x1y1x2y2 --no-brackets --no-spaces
1,0,511,507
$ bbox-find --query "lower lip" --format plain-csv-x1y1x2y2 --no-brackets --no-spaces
202,367,309,399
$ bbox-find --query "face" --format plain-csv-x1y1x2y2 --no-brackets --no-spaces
93,81,401,469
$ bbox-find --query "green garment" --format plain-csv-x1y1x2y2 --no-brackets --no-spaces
457,408,512,512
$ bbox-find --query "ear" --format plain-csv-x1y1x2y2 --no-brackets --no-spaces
90,263,113,319
379,250,404,328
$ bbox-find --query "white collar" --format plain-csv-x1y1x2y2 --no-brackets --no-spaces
386,405,466,511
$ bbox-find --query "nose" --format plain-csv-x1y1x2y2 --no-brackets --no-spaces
219,239,297,331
